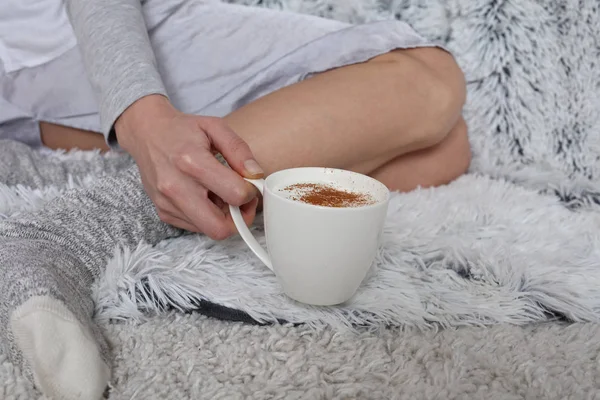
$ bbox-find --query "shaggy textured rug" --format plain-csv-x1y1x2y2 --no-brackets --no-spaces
2,0,600,397
2,0,600,328
93,0,600,327
2,315,600,399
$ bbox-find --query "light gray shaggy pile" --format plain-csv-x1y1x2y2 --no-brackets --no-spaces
2,0,600,398
93,0,600,330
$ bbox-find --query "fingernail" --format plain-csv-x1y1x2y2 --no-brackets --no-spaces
244,159,264,177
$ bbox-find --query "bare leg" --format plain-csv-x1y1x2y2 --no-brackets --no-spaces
224,47,467,182
40,122,109,152
370,118,470,191
36,47,469,190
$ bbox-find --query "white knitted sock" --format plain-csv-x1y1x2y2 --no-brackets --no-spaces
10,296,110,400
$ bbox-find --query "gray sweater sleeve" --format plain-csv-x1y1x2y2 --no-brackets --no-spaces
65,0,168,144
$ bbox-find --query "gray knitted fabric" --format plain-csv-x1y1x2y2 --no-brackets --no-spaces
0,140,180,381
0,140,134,189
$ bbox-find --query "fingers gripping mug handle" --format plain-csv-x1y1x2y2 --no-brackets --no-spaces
229,178,273,271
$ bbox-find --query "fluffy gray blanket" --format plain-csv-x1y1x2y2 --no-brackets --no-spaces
2,0,599,330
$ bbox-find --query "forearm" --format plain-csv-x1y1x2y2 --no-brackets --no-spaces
65,0,169,144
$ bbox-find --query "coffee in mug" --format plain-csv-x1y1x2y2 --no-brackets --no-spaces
229,167,389,306
279,182,376,208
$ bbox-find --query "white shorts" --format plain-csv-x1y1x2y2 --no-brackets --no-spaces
0,0,441,147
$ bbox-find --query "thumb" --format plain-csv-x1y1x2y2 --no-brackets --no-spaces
201,118,265,179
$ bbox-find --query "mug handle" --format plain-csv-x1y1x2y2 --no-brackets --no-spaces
229,178,273,271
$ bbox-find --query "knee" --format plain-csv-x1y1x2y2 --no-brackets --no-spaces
430,74,467,147
373,48,467,147
450,118,471,178
437,117,471,187
411,49,466,147
424,117,471,188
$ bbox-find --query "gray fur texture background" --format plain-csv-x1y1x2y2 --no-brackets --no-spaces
83,0,600,329
3,315,600,398
2,0,600,397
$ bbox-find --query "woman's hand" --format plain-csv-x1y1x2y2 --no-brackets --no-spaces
115,95,263,239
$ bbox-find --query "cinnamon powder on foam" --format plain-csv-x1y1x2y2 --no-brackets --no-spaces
281,183,375,208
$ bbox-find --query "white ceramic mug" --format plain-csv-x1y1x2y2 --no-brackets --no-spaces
229,167,390,306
